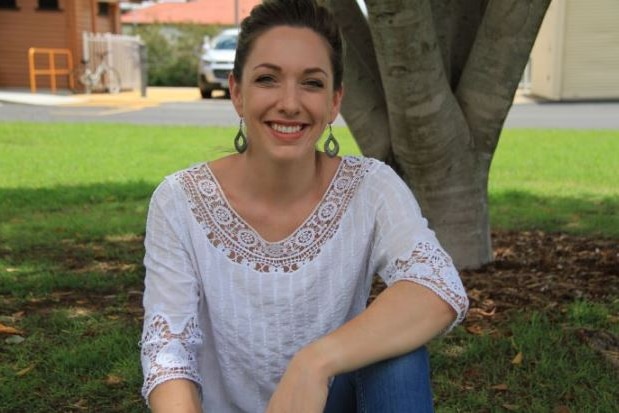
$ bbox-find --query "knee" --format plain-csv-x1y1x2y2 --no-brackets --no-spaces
378,346,430,375
358,346,431,384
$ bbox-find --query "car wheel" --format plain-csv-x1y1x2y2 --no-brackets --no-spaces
200,88,213,99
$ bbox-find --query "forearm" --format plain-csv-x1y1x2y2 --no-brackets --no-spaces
149,379,202,413
302,280,456,378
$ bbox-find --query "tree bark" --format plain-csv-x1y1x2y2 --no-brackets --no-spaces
328,0,550,269
323,0,393,161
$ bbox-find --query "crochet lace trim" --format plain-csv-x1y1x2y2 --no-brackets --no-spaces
383,241,469,330
178,156,375,273
140,313,203,401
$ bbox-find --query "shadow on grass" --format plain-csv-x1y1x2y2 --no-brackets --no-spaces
0,181,156,297
490,190,619,238
0,180,156,213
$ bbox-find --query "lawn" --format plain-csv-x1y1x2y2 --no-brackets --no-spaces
1,122,617,412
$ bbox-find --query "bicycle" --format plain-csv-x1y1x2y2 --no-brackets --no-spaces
72,51,121,94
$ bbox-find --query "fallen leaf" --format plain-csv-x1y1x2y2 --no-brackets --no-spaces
12,311,25,320
607,315,619,324
5,335,25,344
0,323,22,335
511,352,523,365
502,404,519,411
68,399,88,410
466,324,485,335
106,374,124,385
467,289,483,301
467,307,497,319
16,364,36,377
491,383,509,391
553,405,571,413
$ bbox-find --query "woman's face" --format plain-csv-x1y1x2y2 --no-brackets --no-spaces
229,26,343,162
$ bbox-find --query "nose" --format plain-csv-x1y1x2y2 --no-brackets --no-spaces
277,81,301,116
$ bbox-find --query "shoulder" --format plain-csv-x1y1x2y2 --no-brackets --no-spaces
150,162,209,207
344,156,411,197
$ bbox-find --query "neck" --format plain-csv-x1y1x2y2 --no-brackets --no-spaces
240,151,323,204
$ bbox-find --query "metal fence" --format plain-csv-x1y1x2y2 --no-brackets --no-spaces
82,32,143,92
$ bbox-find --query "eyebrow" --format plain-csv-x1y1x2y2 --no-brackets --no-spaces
253,63,328,76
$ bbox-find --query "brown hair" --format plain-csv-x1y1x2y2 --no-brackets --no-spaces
232,0,343,90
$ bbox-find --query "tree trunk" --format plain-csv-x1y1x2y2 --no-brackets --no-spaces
327,0,550,269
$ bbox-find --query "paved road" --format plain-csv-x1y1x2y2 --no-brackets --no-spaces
1,94,618,129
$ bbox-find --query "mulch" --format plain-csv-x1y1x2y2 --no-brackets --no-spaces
370,230,619,368
463,230,618,314
371,230,619,322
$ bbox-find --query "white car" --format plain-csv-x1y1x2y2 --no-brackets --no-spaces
198,28,239,98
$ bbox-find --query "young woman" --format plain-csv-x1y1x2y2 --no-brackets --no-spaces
140,1,468,412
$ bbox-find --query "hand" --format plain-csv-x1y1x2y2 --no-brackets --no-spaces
265,347,330,413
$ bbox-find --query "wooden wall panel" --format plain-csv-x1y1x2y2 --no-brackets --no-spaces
0,0,120,89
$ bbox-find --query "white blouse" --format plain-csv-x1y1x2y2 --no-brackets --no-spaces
140,156,468,412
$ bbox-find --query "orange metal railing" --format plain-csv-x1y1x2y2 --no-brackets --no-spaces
28,48,74,93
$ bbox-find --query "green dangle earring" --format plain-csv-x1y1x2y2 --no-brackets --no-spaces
323,123,339,157
234,118,248,153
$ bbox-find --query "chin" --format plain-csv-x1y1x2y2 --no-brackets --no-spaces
267,145,317,162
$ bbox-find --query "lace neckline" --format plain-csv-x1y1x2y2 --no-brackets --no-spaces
178,156,375,273
204,159,345,245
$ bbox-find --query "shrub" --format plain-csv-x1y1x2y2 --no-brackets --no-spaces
126,24,226,86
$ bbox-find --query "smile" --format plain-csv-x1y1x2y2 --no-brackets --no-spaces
269,122,304,134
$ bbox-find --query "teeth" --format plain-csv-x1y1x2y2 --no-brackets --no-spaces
271,123,302,134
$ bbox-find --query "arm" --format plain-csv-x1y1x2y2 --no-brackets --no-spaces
305,279,455,377
140,179,204,412
266,281,454,413
149,379,202,413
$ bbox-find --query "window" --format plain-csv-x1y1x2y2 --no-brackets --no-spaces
0,0,18,9
38,0,59,10
97,2,109,16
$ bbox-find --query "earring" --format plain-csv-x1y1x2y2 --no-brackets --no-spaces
234,118,248,153
323,124,339,157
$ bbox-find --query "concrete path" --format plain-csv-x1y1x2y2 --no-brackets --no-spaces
0,87,534,108
0,87,202,107
1,87,617,129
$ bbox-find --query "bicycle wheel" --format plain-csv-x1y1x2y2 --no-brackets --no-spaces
102,67,121,94
69,68,91,94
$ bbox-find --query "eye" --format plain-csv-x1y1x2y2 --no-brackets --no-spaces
255,74,276,85
303,79,325,89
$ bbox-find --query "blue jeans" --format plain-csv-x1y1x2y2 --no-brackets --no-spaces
323,346,434,413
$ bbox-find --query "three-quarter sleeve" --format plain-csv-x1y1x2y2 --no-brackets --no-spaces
140,179,204,403
367,165,469,333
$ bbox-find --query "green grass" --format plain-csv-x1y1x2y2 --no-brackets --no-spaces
432,300,619,412
489,129,619,237
1,122,618,412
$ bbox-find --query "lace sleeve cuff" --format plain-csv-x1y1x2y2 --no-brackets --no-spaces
140,312,204,404
381,241,469,334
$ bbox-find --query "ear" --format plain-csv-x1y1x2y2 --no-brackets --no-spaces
329,85,344,123
228,73,243,116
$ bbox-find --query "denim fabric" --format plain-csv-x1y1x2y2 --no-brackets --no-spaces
323,346,434,413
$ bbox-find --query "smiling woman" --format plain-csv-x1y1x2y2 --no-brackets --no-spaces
139,1,468,412
228,25,342,166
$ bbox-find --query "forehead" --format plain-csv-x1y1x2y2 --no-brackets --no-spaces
245,26,332,73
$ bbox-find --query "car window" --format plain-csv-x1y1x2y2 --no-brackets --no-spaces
214,35,238,50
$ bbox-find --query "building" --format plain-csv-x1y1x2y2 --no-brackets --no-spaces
0,0,121,90
530,0,619,100
120,0,261,27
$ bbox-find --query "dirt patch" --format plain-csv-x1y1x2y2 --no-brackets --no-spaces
371,230,618,325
